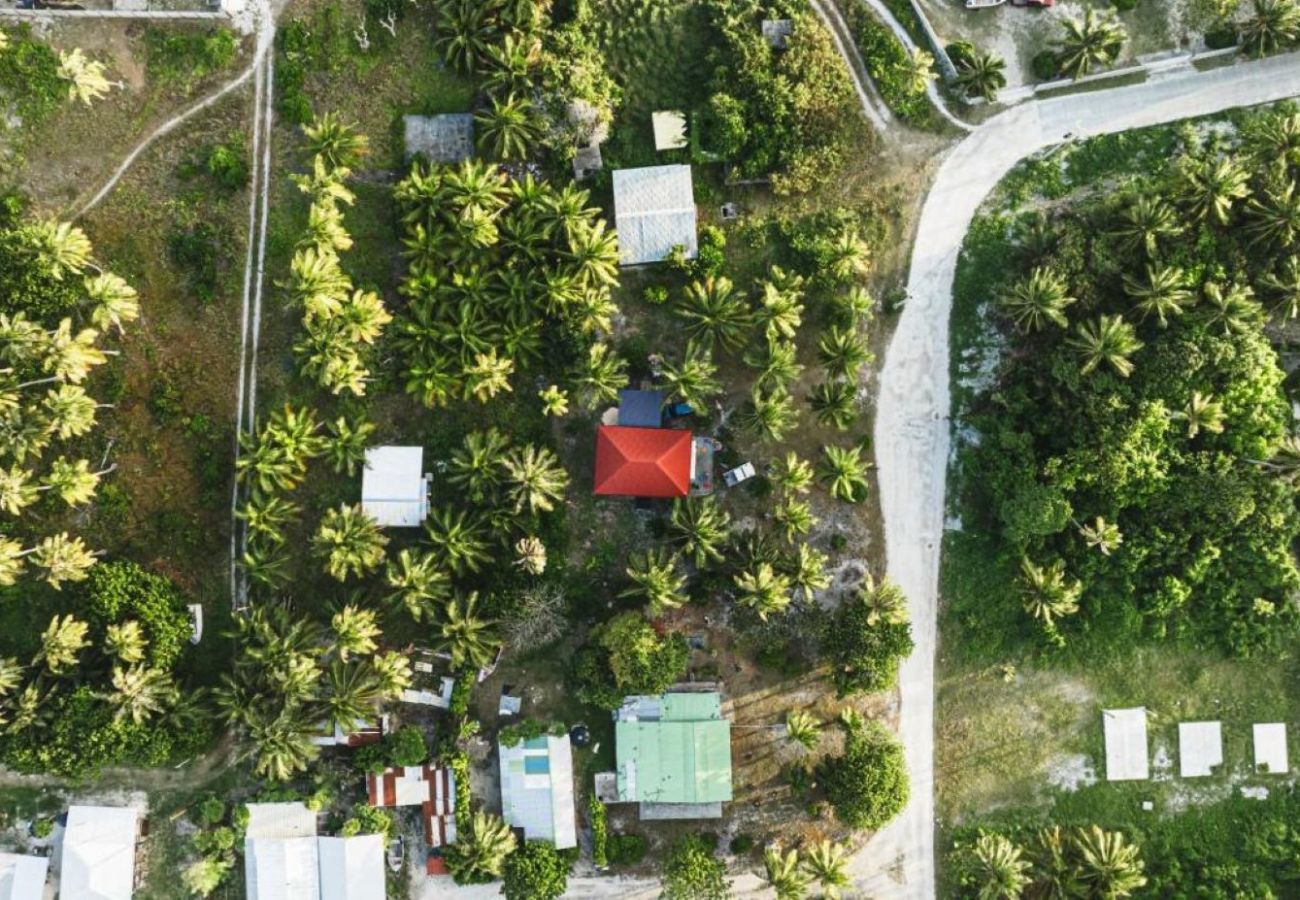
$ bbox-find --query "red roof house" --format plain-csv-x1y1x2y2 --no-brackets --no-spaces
593,425,693,498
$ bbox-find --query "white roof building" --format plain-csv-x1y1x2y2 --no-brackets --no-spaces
1254,722,1289,774
1102,708,1149,781
651,111,688,151
0,853,48,900
244,804,385,900
499,735,577,849
361,446,429,528
60,806,140,900
1178,721,1224,778
318,836,384,900
612,165,698,266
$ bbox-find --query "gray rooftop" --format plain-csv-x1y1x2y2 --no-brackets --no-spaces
403,113,474,164
613,165,698,266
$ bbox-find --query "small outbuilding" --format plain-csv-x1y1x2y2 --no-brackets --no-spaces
1254,722,1289,774
0,853,48,900
361,446,430,528
762,18,794,49
499,734,578,849
1102,708,1149,781
652,111,688,151
402,113,475,164
1178,721,1223,778
617,389,664,428
60,805,141,900
612,165,698,266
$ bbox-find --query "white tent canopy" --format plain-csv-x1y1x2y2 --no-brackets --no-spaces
1178,721,1224,778
1253,722,1289,774
613,165,698,266
0,853,48,900
1102,708,1149,781
60,805,141,900
361,446,429,528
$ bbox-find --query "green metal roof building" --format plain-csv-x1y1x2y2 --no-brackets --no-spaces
615,692,733,819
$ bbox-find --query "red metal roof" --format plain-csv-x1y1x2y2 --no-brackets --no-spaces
593,425,692,498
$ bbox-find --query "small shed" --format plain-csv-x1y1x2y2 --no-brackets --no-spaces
1254,723,1289,774
617,389,664,428
652,111,688,151
1178,721,1223,778
402,113,474,164
762,18,794,49
0,853,48,900
613,165,698,266
1102,708,1149,781
61,806,141,900
361,446,429,528
573,144,603,182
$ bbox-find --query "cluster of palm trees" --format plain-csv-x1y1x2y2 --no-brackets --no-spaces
958,825,1146,899
0,219,137,590
392,160,622,412
761,839,852,900
285,114,389,397
217,603,413,781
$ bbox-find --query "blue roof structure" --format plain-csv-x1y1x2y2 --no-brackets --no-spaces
618,389,664,428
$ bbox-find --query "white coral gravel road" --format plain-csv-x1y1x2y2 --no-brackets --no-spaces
866,50,1300,900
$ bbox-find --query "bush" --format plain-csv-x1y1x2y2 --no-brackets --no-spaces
31,817,53,839
1031,50,1059,81
572,613,689,709
81,562,193,669
823,596,916,696
206,142,249,192
168,222,223,305
607,833,648,866
0,26,66,126
387,725,427,767
589,796,608,867
502,842,570,900
729,834,755,854
0,227,85,319
818,721,909,830
1204,26,1238,49
842,5,934,125
661,835,730,900
145,26,238,87
341,804,394,841
196,796,227,827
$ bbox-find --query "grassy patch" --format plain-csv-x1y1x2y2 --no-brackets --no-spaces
838,0,941,129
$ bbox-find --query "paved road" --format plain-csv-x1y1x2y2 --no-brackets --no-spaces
868,49,1300,900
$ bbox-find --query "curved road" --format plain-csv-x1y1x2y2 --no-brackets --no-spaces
868,50,1300,899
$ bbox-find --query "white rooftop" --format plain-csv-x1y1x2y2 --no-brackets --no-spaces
1254,722,1289,774
651,111,688,151
613,165,698,266
0,853,48,900
499,735,577,849
1178,721,1224,778
361,446,429,528
317,836,384,900
245,803,317,841
1102,708,1149,781
60,805,140,900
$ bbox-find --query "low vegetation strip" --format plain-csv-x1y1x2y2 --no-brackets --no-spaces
838,0,939,128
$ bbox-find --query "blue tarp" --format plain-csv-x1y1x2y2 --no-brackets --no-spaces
618,389,664,428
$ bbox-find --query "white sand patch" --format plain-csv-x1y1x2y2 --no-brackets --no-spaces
1046,753,1097,792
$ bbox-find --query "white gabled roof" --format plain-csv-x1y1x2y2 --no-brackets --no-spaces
245,837,320,900
0,853,48,900
317,836,384,900
499,735,577,849
245,803,317,841
613,165,698,266
1178,721,1224,778
1102,708,1149,781
60,805,140,900
361,446,428,528
1254,722,1289,774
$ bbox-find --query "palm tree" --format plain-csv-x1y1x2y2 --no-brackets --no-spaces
433,0,498,74
425,506,492,575
42,318,108,383
107,665,177,725
1000,267,1075,333
303,200,353,253
1072,826,1147,897
41,456,105,507
817,326,872,379
964,832,1031,900
1123,264,1192,326
622,548,689,617
0,656,23,698
325,661,382,733
322,416,374,476
772,496,817,543
733,563,792,620
802,840,850,900
1244,177,1300,247
819,445,871,502
810,381,858,430
42,384,103,439
677,276,753,351
313,504,389,581
831,287,875,327
1053,9,1127,79
475,93,540,160
483,31,536,95
1111,196,1183,257
385,548,450,620
785,710,822,751
744,339,804,391
1078,516,1123,555
1239,0,1300,56
104,620,147,664
462,348,515,402
859,573,909,626
502,444,569,514
514,536,547,575
0,538,26,587
786,544,831,600
0,465,35,515
770,451,814,495
242,545,290,589
330,605,380,662
433,592,500,671
372,650,413,699
1246,110,1300,165
35,614,89,674
828,230,872,283
538,384,570,416
241,703,321,782
1259,255,1300,318
956,49,1007,101
303,112,369,169
1175,391,1225,438
738,387,798,442
449,428,511,503
662,341,723,410
1174,155,1250,225
763,847,811,900
903,48,937,94
1068,315,1143,377
1029,826,1083,899
570,342,629,409
83,272,139,333
758,279,805,343
1200,281,1264,335
1018,557,1081,627
31,533,96,589
566,220,620,288
23,220,93,280
669,497,731,568
58,48,113,105
444,810,517,882
336,289,392,345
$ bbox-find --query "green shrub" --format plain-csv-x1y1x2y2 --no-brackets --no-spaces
81,562,193,669
167,222,223,304
145,26,238,87
589,796,608,867
729,834,755,854
502,841,569,900
842,5,934,125
206,143,249,192
341,804,394,841
388,724,427,767
1031,50,1059,81
0,26,66,126
31,817,53,839
660,835,729,899
196,796,227,827
818,721,909,829
607,833,647,865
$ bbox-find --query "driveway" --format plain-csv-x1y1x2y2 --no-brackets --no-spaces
868,50,1300,899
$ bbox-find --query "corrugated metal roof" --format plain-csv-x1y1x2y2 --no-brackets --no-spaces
498,735,577,849
318,836,385,900
61,806,140,900
361,446,428,528
613,165,698,266
1102,708,1149,781
662,692,723,722
615,694,732,805
0,853,48,900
